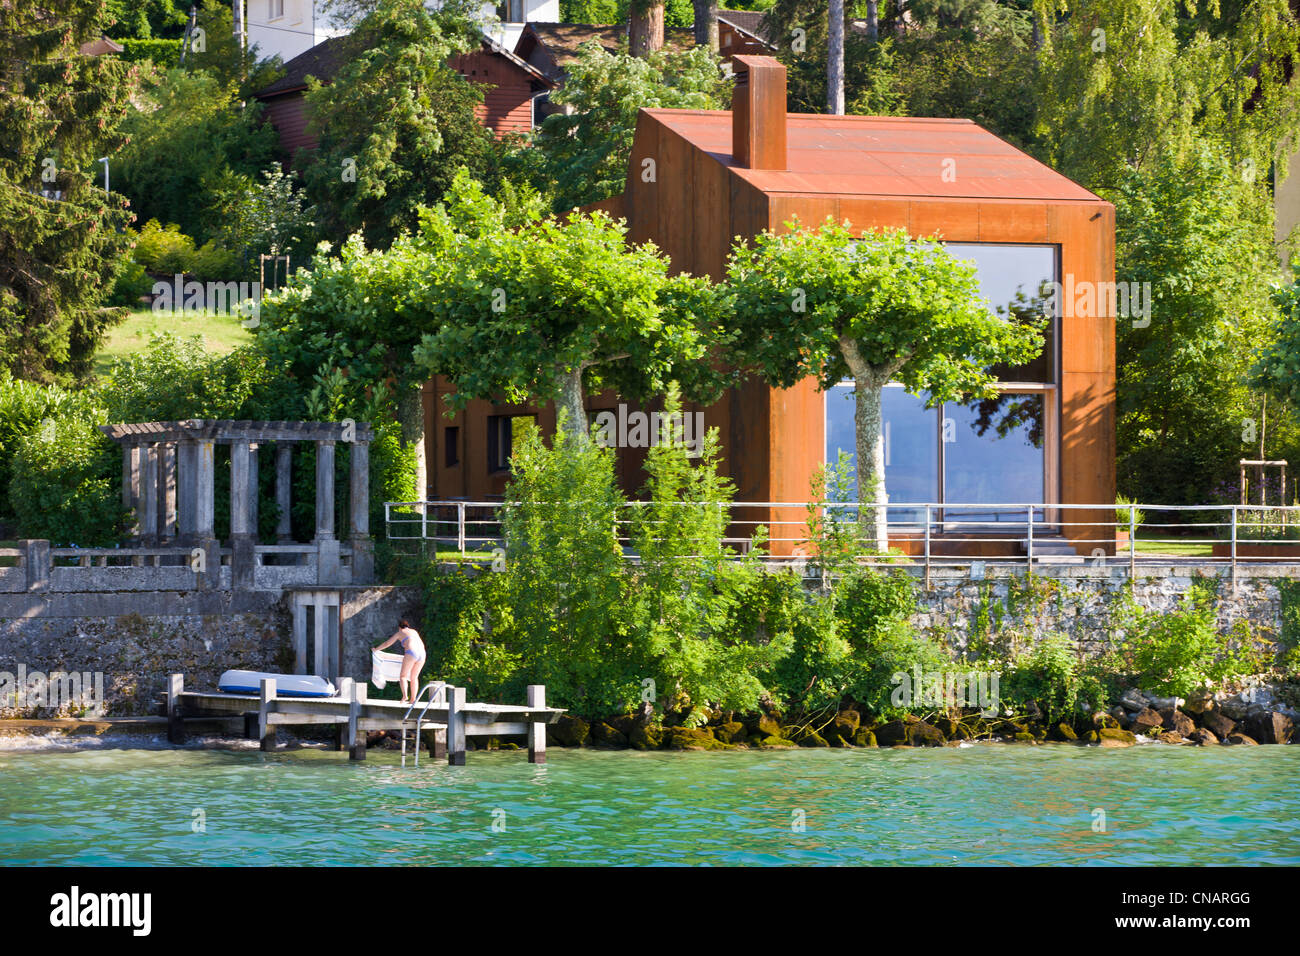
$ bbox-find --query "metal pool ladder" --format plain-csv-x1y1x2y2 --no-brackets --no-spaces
401,681,447,767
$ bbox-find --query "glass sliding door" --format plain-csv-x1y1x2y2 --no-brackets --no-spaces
943,393,1046,523
826,383,939,525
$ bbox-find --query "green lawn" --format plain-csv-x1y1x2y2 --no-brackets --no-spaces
1118,538,1214,557
95,308,253,375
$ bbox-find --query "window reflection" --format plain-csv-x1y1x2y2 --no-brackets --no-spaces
946,243,1056,383
945,395,1045,522
821,243,1056,526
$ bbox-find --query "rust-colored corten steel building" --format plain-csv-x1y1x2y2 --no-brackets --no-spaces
423,55,1116,555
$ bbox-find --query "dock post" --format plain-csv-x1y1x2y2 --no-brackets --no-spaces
259,678,277,752
166,674,185,744
347,681,366,761
335,677,353,751
526,685,546,764
447,685,466,766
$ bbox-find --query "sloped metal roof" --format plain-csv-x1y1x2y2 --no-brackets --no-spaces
645,109,1103,202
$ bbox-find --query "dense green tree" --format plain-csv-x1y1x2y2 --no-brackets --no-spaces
258,238,439,503
764,0,1032,134
1034,0,1300,504
628,389,776,717
103,0,188,39
500,40,729,212
0,0,137,382
300,0,492,248
1115,146,1284,505
1034,0,1300,192
113,66,278,248
561,0,622,20
1253,264,1300,415
726,220,1043,550
412,175,730,445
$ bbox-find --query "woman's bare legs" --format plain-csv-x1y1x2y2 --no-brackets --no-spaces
399,654,417,704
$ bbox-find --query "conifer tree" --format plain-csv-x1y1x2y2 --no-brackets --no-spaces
0,0,136,382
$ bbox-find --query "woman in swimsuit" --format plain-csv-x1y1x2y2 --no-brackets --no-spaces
373,619,426,705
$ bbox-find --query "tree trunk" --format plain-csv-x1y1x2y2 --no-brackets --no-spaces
557,366,589,447
396,385,427,505
630,2,666,57
866,0,878,42
827,0,845,114
693,0,719,51
839,338,889,553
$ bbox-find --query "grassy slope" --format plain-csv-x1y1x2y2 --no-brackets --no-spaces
95,308,253,375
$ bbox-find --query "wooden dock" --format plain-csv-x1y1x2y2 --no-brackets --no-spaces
166,674,564,765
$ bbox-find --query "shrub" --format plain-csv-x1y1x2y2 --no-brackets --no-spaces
1004,635,1083,724
107,258,152,307
1112,583,1255,696
131,220,195,276
838,570,948,718
113,38,183,64
628,389,773,718
491,417,641,715
745,569,847,712
131,220,238,281
0,372,101,523
100,333,275,423
9,416,124,546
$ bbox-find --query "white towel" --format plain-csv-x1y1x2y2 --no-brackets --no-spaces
371,650,405,690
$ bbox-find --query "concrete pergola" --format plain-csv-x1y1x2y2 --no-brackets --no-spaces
99,419,374,587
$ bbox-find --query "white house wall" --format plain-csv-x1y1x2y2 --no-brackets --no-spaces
246,0,560,65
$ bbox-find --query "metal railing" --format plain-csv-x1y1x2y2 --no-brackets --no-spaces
384,500,1300,586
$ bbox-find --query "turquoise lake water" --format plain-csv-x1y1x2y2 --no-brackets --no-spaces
1,739,1297,865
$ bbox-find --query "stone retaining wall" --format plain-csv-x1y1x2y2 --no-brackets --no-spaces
0,586,420,717
906,564,1289,655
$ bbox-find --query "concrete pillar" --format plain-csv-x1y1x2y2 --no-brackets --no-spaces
275,442,293,543
195,440,215,540
122,444,138,506
140,444,159,546
248,442,259,539
177,441,198,542
231,439,254,590
292,594,307,674
24,539,50,592
315,440,335,540
159,443,177,541
312,592,327,678
349,440,370,538
122,444,140,538
349,440,373,584
231,440,253,537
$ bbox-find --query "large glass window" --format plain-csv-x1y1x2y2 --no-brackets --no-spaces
944,394,1045,522
822,243,1056,525
945,243,1056,384
825,387,1045,523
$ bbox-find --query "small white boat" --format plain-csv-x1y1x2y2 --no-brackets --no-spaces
217,670,337,698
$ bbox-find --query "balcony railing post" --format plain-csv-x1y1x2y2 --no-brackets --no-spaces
1230,505,1238,591
923,504,931,591
457,501,466,556
1026,504,1034,569
1128,503,1136,581
420,499,428,543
